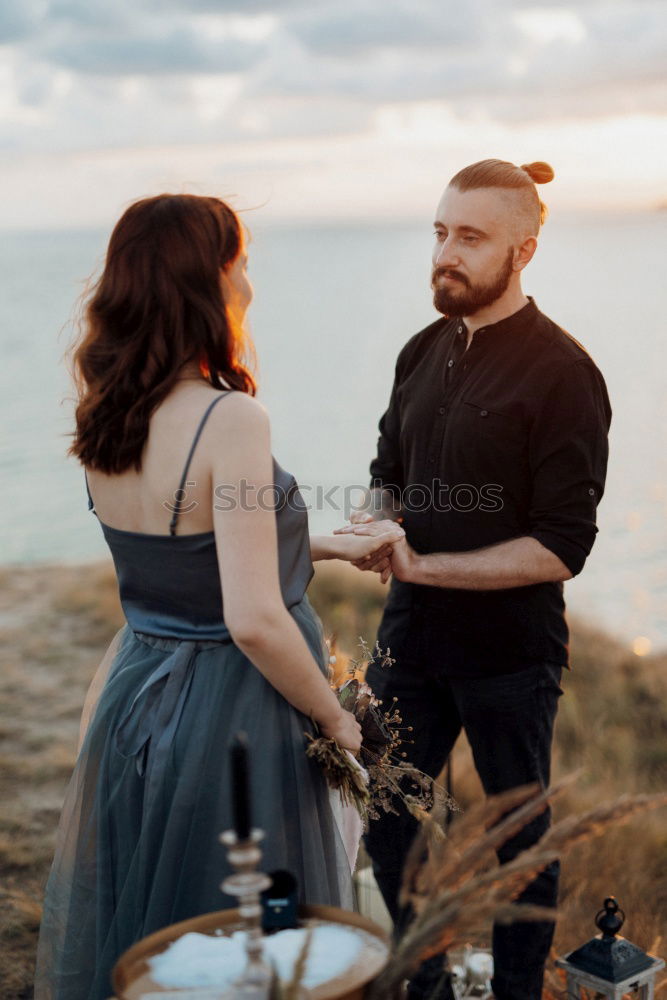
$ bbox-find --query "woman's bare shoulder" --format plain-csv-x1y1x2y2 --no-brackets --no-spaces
164,384,267,423
211,389,268,426
204,389,270,449
151,386,270,457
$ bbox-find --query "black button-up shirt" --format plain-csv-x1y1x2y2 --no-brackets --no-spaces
370,298,612,674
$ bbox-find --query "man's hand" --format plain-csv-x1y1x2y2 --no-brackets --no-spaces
347,486,403,526
332,527,404,566
386,534,420,582
350,510,374,525
338,528,573,589
335,518,407,584
351,550,393,584
337,520,420,584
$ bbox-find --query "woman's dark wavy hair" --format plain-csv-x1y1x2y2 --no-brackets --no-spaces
69,193,256,474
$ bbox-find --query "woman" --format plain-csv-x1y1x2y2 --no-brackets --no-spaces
34,194,403,1000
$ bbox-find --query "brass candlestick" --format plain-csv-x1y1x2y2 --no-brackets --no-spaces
220,828,273,999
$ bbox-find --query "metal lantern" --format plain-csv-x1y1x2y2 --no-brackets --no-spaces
555,897,665,999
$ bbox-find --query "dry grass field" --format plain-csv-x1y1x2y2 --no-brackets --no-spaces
1,559,665,998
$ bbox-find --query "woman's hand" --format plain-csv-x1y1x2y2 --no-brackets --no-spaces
333,525,404,564
311,522,404,572
332,519,404,583
334,519,419,583
334,518,401,538
320,709,362,753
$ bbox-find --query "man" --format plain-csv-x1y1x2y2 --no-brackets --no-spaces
338,159,611,1000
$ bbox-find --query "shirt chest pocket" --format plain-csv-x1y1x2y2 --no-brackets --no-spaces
452,398,528,472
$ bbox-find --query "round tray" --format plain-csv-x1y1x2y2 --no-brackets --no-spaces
112,903,390,1000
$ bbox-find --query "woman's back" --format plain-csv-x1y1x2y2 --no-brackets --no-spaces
86,382,234,537
86,385,316,640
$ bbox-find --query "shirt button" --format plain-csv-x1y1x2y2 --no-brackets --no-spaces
438,407,445,415
447,359,454,368
480,409,489,417
457,325,463,334
588,488,595,496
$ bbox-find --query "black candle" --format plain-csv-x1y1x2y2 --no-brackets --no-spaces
230,731,251,841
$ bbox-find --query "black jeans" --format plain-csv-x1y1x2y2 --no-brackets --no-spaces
364,640,564,1000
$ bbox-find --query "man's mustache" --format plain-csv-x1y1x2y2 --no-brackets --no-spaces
431,266,469,288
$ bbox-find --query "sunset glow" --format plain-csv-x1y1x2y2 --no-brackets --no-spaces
0,0,665,230
632,636,653,657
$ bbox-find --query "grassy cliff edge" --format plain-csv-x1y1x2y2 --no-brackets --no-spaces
1,560,665,998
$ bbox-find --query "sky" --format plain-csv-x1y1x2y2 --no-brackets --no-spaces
1,0,666,229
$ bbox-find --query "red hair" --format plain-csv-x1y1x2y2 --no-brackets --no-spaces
69,194,256,474
449,159,555,233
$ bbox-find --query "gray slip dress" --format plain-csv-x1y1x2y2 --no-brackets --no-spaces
34,391,352,1000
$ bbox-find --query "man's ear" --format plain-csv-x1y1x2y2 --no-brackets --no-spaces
513,235,537,272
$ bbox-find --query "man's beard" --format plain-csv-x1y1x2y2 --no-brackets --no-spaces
431,247,514,318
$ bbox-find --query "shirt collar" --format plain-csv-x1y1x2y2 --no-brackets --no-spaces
460,296,539,341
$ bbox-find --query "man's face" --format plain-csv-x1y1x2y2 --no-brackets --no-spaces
431,185,516,318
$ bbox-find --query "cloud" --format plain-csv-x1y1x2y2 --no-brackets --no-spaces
243,0,667,117
249,42,511,105
46,0,128,29
287,0,481,54
157,0,305,10
0,0,45,42
0,0,664,162
516,2,667,89
42,28,263,75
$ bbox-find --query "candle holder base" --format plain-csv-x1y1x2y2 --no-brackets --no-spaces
220,829,274,999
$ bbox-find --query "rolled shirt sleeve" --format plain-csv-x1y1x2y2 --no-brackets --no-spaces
527,359,612,576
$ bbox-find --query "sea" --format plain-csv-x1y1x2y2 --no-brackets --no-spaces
1,213,666,651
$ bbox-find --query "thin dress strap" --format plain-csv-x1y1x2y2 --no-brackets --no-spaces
169,391,233,536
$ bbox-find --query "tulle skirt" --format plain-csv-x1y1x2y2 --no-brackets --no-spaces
34,596,352,1000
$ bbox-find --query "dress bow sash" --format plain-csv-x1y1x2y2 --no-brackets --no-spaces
115,636,221,815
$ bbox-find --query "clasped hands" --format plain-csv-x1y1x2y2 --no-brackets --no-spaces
333,513,417,585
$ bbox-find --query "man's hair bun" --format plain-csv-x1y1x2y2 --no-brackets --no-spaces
520,162,555,185
449,158,555,230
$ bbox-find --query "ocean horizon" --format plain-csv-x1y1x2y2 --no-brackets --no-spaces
2,211,666,652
